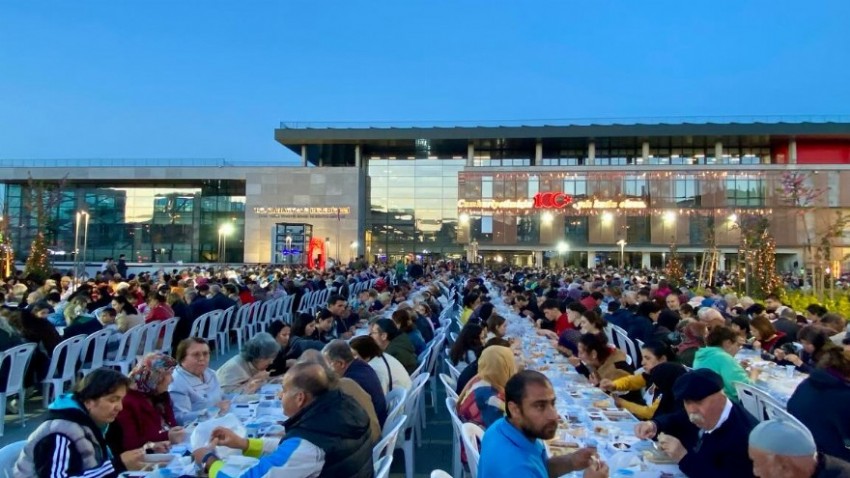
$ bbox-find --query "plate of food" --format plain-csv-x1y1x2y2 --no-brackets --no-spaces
547,440,580,457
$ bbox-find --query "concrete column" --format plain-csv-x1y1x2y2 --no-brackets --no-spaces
717,253,726,272
467,142,475,167
534,140,542,166
641,252,651,269
587,141,596,166
714,142,723,163
355,144,362,168
301,145,308,167
533,251,543,267
587,251,596,268
789,139,797,164
642,142,650,162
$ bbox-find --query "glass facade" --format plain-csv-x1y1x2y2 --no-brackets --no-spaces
1,180,246,263
367,158,466,260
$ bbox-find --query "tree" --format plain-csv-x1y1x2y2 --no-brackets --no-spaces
21,173,67,280
665,243,685,288
25,232,51,281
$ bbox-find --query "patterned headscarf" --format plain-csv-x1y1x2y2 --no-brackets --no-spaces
130,352,177,394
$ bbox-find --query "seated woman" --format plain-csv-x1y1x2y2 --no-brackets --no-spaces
485,313,508,342
774,325,838,373
750,314,791,355
574,333,638,402
14,368,148,477
350,335,412,393
393,309,426,355
107,353,185,454
216,332,280,393
692,326,752,401
169,338,229,424
456,345,517,429
675,320,706,368
267,319,323,377
599,341,685,419
145,292,174,323
111,294,144,333
449,322,486,372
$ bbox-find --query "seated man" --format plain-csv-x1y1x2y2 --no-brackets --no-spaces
323,339,387,427
192,362,373,478
477,370,607,478
748,419,850,478
635,368,757,478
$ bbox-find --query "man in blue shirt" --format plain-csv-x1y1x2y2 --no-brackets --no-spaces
477,370,608,478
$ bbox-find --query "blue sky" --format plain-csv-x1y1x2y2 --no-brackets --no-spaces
1,1,848,162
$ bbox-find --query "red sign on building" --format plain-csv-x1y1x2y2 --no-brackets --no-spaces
533,192,573,209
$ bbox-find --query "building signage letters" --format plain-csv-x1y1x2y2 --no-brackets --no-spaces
457,199,534,211
253,206,351,218
573,198,647,210
533,192,573,209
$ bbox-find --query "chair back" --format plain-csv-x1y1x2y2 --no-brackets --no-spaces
734,382,764,420
401,374,429,434
614,328,639,366
157,317,180,355
460,422,484,478
761,399,814,440
373,413,407,462
444,358,461,381
430,471,452,478
439,373,459,400
79,329,113,374
385,387,408,426
373,455,393,478
45,336,86,381
411,356,428,379
1,343,37,396
111,324,144,363
219,306,236,334
445,397,465,476
0,441,26,478
140,321,163,356
190,312,214,339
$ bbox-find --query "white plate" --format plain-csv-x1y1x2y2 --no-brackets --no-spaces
142,454,176,463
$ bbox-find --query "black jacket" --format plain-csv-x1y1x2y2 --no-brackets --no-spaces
170,300,193,348
787,368,850,462
283,388,373,478
814,453,850,478
653,401,758,478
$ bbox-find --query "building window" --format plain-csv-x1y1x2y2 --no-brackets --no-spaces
626,216,650,244
674,176,700,206
726,175,765,207
565,217,588,245
482,176,493,199
516,216,539,244
528,176,539,198
623,175,647,197
563,178,587,197
689,216,715,244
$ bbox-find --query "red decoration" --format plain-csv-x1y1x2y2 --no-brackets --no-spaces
306,237,327,270
533,192,573,209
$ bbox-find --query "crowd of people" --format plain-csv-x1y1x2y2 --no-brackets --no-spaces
2,261,850,477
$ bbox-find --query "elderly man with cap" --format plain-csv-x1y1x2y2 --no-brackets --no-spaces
749,419,850,477
634,368,758,478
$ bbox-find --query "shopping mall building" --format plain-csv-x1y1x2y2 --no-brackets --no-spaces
2,120,850,271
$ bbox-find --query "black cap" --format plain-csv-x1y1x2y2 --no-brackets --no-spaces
673,369,724,402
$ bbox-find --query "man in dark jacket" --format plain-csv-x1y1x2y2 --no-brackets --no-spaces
748,419,850,478
371,318,418,374
195,362,373,478
635,368,757,478
323,339,387,427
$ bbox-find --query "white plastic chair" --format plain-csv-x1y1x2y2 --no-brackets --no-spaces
461,422,484,478
373,412,407,462
216,306,236,354
761,399,814,440
374,455,393,478
78,329,113,377
156,317,180,356
386,387,408,427
614,328,638,367
430,471,452,478
444,358,461,381
0,343,36,437
439,373,459,400
0,440,26,477
395,373,429,478
190,311,220,355
734,382,765,420
103,324,146,374
140,321,164,357
42,336,86,407
445,397,464,478
425,333,447,408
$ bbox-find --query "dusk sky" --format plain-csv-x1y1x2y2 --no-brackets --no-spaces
1,1,848,162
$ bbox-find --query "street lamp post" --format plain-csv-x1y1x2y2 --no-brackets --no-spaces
74,211,90,279
616,239,627,269
218,222,234,266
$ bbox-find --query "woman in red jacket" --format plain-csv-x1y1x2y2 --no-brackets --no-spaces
106,353,185,454
145,292,175,323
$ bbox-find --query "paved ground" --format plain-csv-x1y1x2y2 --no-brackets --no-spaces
1,349,455,477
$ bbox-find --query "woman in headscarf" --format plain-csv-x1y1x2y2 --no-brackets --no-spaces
106,353,185,454
676,320,706,367
456,345,517,429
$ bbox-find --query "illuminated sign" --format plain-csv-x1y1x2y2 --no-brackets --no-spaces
253,207,351,218
573,199,647,210
533,192,573,209
457,199,534,211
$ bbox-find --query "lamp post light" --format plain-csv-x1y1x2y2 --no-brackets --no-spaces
74,211,90,279
616,239,627,269
218,222,234,265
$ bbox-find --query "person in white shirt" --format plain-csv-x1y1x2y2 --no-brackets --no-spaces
349,335,412,394
168,338,230,424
